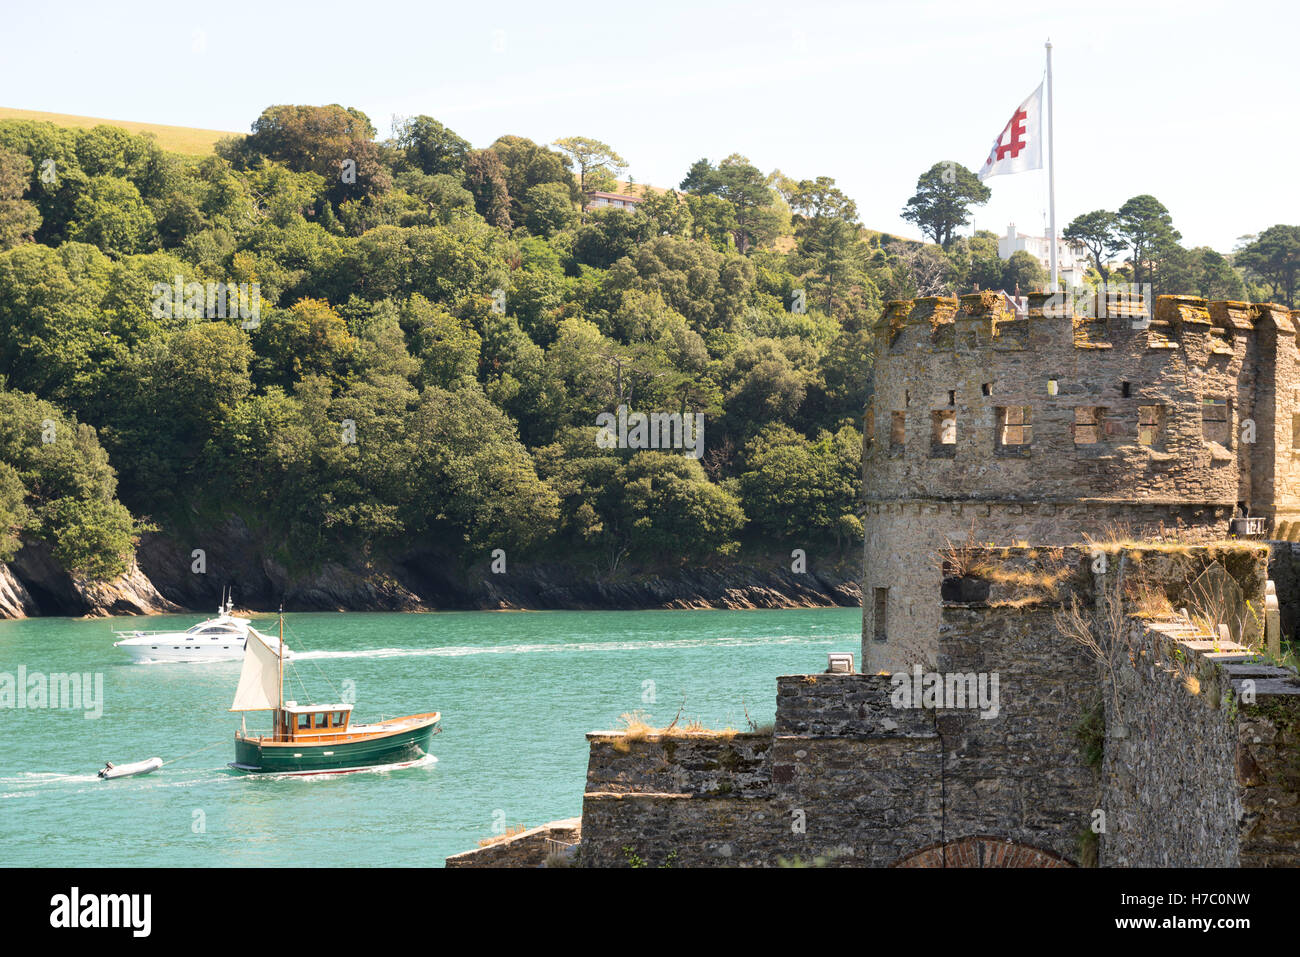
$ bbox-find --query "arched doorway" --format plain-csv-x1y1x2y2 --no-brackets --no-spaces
892,836,1074,868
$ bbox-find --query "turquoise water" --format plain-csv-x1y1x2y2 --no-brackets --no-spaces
0,608,858,866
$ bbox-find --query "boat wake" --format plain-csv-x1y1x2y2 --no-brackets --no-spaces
0,770,100,795
0,766,217,799
292,633,847,661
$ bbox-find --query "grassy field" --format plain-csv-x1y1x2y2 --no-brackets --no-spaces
0,106,238,155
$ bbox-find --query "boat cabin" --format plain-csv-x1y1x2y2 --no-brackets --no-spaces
277,701,353,740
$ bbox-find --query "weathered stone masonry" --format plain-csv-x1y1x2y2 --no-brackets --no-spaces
578,548,1101,867
1102,618,1300,867
566,547,1300,868
862,292,1300,673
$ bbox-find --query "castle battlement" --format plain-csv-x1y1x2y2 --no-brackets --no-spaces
875,294,1298,363
863,291,1300,673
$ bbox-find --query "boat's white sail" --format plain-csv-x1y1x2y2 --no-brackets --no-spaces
229,627,283,711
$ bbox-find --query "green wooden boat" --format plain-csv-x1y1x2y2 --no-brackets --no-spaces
229,616,440,775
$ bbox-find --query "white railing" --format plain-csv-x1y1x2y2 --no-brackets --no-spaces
1230,517,1267,538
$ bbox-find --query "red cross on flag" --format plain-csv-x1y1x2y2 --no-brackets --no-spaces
978,82,1044,181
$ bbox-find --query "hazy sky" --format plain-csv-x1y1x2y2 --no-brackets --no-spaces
5,0,1295,251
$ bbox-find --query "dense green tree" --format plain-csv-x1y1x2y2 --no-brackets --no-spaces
553,136,628,204
391,294,481,389
944,231,1003,291
1161,245,1247,302
339,220,506,308
738,424,860,548
252,297,359,390
523,181,578,237
489,135,576,226
1116,194,1181,293
105,321,254,507
243,105,377,179
0,460,28,562
900,162,990,248
788,176,874,318
0,147,41,250
66,175,155,255
1237,225,1300,306
638,188,693,237
402,385,559,551
1063,209,1123,281
1002,249,1047,293
620,452,745,559
684,193,736,250
464,148,512,228
573,209,653,269
678,155,781,253
719,337,817,441
393,170,476,224
395,115,471,176
0,387,137,578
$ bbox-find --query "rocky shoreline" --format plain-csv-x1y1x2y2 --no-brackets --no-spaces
0,523,861,619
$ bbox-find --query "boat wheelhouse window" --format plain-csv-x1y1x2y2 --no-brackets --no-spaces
316,713,329,728
189,623,240,635
334,711,346,726
295,713,311,730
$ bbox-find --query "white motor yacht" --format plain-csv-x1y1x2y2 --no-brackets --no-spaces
113,590,292,663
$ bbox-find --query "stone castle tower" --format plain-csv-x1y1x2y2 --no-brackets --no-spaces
861,290,1300,672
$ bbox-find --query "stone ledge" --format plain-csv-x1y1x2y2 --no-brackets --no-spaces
444,817,581,868
1147,621,1300,699
584,791,695,801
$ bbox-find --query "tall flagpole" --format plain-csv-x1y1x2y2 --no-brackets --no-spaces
1046,39,1058,291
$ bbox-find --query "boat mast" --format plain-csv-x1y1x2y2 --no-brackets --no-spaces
278,603,284,739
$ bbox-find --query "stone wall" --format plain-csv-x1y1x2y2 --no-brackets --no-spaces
1268,542,1300,641
578,658,1098,868
585,732,772,796
1101,620,1300,867
580,733,779,867
934,602,1097,861
579,554,1103,867
861,293,1300,672
567,544,1300,868
770,675,946,867
444,818,581,868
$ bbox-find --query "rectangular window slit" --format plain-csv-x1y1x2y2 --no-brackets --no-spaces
931,410,956,453
1202,397,1230,445
873,588,888,642
1138,405,1165,447
1074,407,1104,445
996,406,1032,448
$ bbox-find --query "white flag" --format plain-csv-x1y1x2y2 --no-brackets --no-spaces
978,82,1044,181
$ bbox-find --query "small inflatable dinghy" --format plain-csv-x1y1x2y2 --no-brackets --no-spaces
98,757,163,780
